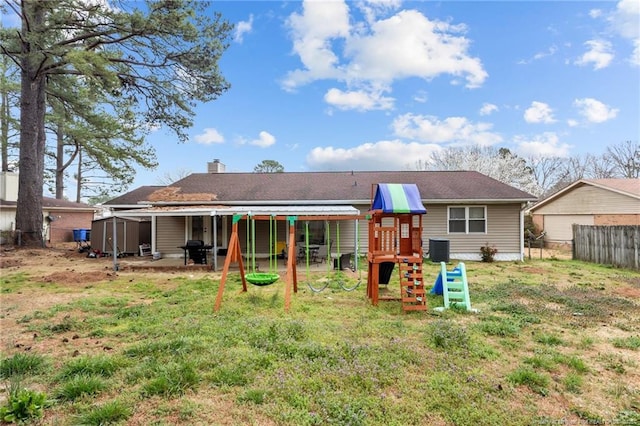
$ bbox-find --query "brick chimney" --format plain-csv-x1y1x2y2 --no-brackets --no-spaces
207,159,226,173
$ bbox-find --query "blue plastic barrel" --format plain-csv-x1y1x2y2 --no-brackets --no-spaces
73,229,87,242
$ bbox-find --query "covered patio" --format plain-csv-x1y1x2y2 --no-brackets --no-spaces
107,205,363,272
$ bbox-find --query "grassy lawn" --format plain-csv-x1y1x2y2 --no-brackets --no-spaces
1,255,639,425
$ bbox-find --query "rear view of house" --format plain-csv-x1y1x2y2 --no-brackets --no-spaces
103,162,537,263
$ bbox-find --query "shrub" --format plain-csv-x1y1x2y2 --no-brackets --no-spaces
480,243,498,262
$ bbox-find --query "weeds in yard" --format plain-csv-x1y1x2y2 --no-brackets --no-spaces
0,257,638,425
477,316,521,337
0,353,48,378
570,407,605,424
142,361,200,397
57,355,124,379
238,388,270,405
55,375,107,401
611,335,640,350
507,366,550,395
563,372,583,393
73,399,131,425
0,383,49,423
427,319,470,349
534,332,564,346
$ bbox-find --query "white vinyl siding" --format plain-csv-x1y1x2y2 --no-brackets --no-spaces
534,185,640,215
544,215,594,244
357,203,523,259
156,216,186,257
426,204,522,255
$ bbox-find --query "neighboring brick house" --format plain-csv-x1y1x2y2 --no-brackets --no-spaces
527,178,640,247
104,162,537,262
0,172,95,244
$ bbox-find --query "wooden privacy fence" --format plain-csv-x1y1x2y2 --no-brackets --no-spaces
572,225,639,270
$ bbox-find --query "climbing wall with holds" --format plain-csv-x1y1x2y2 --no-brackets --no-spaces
399,258,427,311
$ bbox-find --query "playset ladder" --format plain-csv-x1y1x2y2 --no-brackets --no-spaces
399,258,427,312
440,262,472,311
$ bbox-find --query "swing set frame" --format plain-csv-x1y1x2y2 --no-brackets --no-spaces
214,213,365,312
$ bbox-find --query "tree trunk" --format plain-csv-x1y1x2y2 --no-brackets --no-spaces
1,87,8,172
76,147,82,203
15,1,46,247
56,121,64,199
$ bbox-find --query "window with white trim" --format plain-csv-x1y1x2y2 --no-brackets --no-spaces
448,206,487,233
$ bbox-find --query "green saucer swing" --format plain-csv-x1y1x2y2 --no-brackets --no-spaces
245,214,280,287
245,272,279,286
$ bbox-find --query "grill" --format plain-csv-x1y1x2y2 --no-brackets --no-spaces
185,239,204,248
179,240,213,265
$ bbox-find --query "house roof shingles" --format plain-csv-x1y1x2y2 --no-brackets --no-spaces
106,171,536,205
586,178,640,197
0,197,94,210
104,185,164,205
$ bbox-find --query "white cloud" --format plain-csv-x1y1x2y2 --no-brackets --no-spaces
573,98,619,123
250,131,276,148
567,119,579,127
234,14,254,43
391,113,502,146
344,10,487,88
609,0,639,40
282,0,350,90
515,132,572,158
356,0,402,24
524,101,556,124
518,45,558,64
479,103,498,116
589,9,603,19
283,1,488,107
631,38,640,66
413,90,428,103
575,39,614,70
324,87,394,111
306,139,441,170
194,128,224,144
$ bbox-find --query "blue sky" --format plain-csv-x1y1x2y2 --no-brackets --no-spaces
4,1,640,193
138,0,638,187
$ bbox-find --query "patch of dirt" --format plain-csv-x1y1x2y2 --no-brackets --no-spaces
614,287,640,299
39,271,117,285
0,252,22,268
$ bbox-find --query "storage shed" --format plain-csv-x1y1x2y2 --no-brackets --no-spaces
91,217,151,256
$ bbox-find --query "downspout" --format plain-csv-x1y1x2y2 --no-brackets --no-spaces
520,203,526,262
151,215,157,255
212,212,218,271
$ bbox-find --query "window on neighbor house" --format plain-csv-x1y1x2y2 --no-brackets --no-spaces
448,206,487,233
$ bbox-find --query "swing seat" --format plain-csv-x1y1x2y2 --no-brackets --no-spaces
246,272,280,286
